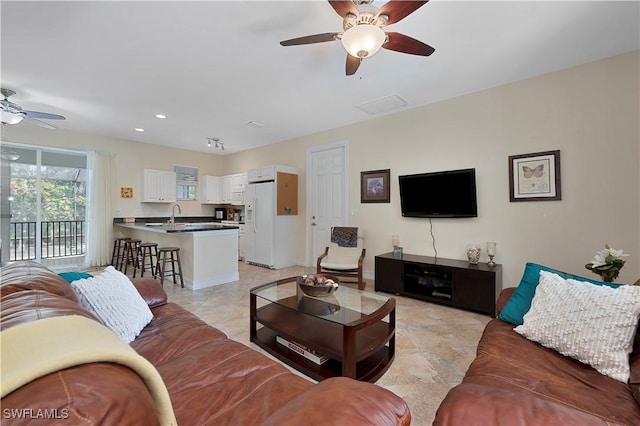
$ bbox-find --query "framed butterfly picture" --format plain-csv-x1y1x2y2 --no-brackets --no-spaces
508,150,561,202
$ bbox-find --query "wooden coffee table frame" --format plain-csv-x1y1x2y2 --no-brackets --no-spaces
250,278,396,383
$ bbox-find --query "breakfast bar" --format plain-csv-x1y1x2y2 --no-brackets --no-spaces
114,222,239,290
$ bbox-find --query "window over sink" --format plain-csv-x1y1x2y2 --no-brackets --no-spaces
175,165,198,201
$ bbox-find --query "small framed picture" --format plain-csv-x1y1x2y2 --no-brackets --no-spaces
508,150,561,202
120,187,133,198
361,169,390,203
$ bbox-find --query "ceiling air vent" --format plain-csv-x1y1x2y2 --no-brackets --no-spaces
355,93,409,115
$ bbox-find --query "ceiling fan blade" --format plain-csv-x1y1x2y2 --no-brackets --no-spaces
280,32,340,46
24,110,66,120
377,0,429,25
328,1,358,18
23,115,57,130
383,32,435,56
346,54,361,76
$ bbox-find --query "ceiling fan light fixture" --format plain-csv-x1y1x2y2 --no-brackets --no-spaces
0,110,24,125
341,24,386,58
0,149,20,161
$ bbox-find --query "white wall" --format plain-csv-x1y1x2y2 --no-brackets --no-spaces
225,51,640,287
6,51,639,288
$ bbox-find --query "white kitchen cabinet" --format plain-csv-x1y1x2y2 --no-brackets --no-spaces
201,176,222,204
201,173,248,205
142,169,176,203
247,166,275,183
232,173,247,190
221,175,233,204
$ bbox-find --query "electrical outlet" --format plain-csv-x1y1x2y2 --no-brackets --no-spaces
114,209,122,216
351,209,357,216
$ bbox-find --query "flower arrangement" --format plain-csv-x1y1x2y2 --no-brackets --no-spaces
585,244,629,282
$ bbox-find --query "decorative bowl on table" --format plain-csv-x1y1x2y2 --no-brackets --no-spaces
296,274,339,297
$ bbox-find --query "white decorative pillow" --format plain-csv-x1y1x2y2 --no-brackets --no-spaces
515,270,640,383
70,266,153,343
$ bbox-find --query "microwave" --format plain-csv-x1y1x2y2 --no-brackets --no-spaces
230,190,244,205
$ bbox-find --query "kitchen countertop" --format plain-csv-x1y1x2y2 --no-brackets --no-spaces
115,222,239,234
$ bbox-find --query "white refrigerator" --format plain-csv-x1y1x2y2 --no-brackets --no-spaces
245,181,296,269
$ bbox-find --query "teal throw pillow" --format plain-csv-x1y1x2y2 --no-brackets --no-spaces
58,271,93,283
499,262,619,326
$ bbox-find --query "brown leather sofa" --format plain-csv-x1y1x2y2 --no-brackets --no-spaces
434,287,640,425
1,261,411,425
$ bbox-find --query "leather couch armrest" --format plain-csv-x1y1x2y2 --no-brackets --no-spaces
495,287,516,316
130,278,168,308
260,377,411,426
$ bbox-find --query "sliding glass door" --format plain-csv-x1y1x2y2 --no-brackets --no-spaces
1,144,86,267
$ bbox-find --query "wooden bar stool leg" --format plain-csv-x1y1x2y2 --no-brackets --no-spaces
132,244,141,278
152,245,159,277
123,240,141,276
174,249,184,288
157,252,167,286
170,250,177,284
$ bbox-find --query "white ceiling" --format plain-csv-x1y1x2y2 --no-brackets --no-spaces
1,1,638,155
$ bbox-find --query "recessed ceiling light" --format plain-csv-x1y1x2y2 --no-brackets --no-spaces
248,121,264,128
135,128,145,132
155,114,166,119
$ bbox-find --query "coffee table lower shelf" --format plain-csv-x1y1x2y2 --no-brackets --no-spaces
253,327,393,383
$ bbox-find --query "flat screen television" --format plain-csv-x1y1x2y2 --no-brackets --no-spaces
399,168,477,218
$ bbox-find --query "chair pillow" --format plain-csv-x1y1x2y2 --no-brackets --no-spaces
58,271,93,283
515,271,640,383
499,262,619,325
69,266,153,343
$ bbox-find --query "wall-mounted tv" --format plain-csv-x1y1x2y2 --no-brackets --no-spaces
399,168,477,218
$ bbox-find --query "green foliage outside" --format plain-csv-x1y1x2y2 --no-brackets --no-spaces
10,164,86,222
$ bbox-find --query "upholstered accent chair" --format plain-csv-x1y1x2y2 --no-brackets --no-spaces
317,228,366,290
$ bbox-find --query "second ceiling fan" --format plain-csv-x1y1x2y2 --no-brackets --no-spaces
280,0,435,76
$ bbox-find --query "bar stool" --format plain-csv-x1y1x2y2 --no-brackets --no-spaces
133,242,158,278
111,237,131,270
156,247,184,288
122,239,142,275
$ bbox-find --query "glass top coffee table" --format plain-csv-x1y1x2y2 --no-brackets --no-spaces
250,277,395,383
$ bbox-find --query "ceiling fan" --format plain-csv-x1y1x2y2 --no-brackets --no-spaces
0,88,66,130
280,0,435,76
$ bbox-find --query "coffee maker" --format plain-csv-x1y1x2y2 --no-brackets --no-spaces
214,207,225,220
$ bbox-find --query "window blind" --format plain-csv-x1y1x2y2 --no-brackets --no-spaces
175,165,198,200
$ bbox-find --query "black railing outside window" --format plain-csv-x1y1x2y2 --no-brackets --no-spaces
9,220,86,261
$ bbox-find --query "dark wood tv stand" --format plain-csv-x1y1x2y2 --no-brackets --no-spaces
375,252,502,317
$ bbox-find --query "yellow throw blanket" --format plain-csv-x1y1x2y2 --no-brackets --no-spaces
1,315,177,426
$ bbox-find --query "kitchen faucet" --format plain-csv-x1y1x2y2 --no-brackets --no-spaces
169,203,182,224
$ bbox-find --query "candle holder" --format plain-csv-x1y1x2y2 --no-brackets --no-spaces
486,242,497,267
392,235,402,258
466,244,481,265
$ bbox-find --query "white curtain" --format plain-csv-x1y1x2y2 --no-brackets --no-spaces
84,150,113,267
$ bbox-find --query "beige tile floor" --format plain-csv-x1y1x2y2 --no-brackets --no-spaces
152,261,492,426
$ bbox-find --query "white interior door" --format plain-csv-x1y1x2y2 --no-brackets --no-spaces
307,142,348,266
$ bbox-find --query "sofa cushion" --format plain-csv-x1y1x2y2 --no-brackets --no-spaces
499,262,619,325
0,290,97,332
130,277,168,309
515,271,640,383
434,318,640,425
261,377,412,426
70,266,153,343
1,261,78,302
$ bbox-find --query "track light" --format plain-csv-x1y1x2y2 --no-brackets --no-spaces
207,137,224,151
